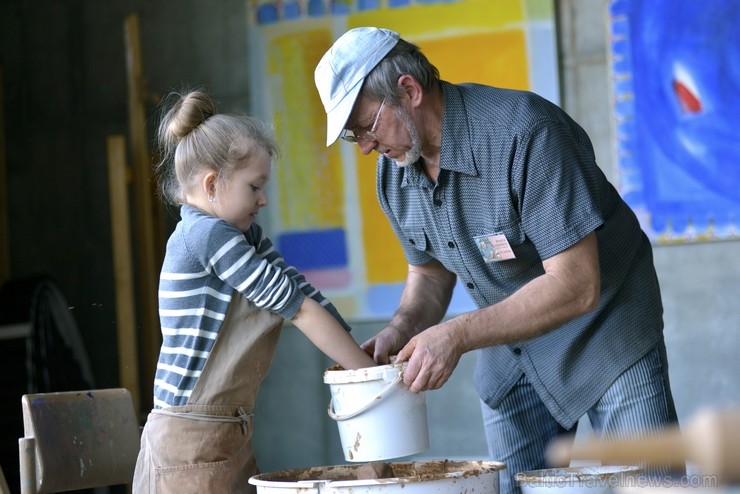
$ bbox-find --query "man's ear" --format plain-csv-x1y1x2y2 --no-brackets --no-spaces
397,74,423,106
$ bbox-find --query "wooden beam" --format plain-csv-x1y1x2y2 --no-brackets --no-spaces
106,135,141,415
123,13,162,412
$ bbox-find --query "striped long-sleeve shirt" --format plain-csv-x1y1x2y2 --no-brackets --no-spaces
153,205,349,408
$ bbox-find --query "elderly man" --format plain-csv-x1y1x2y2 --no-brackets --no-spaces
314,27,679,493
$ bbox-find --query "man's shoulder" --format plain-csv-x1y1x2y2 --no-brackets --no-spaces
447,82,568,134
456,82,553,112
452,81,525,100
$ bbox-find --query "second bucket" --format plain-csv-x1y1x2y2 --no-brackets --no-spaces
324,361,429,462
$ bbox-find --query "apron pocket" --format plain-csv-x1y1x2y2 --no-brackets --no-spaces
155,460,236,494
142,409,255,493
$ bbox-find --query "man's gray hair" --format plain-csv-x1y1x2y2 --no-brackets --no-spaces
362,38,440,105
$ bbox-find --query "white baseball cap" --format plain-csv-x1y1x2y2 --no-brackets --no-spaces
314,27,400,146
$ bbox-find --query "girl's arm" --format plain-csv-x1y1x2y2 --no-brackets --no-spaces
290,296,376,370
250,225,353,331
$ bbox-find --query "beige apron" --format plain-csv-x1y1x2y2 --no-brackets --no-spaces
133,294,283,493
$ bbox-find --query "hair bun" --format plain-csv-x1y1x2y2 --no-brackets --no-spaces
168,91,217,139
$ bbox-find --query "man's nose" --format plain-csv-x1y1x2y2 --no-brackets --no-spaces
358,139,377,155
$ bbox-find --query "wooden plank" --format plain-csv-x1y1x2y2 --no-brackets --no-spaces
0,61,9,286
106,135,141,415
123,13,161,412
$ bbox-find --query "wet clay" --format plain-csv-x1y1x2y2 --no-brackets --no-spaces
254,459,502,483
354,461,394,480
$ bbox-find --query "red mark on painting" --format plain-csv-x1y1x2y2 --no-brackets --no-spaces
673,79,702,113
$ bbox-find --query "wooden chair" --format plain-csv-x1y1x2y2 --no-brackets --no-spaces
18,388,140,493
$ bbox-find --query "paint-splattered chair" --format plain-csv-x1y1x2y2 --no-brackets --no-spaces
18,388,140,493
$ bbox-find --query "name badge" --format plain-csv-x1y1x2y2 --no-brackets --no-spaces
474,233,516,262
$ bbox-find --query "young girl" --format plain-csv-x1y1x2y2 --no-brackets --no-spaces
133,90,375,493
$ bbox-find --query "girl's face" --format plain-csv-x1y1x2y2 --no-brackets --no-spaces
212,148,272,232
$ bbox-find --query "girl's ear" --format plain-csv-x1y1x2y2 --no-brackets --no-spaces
202,171,218,200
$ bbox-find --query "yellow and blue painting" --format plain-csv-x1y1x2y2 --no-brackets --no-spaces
247,0,559,319
610,0,740,243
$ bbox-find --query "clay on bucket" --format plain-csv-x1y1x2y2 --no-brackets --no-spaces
354,461,394,480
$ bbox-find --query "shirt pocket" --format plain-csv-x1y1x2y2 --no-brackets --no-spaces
475,221,542,275
474,221,526,250
404,227,428,252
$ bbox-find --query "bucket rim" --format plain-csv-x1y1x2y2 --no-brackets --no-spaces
323,360,407,384
248,460,507,487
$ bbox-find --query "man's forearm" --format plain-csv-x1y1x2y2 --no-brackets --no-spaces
389,260,457,339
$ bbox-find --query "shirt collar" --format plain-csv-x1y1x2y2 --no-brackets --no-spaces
400,81,478,188
439,81,478,177
397,81,479,188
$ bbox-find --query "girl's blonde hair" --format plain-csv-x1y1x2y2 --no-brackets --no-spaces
155,89,280,205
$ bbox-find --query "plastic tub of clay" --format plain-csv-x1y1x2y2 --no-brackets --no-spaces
249,459,506,493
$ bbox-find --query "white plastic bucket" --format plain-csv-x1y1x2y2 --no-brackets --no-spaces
324,361,429,462
249,459,506,494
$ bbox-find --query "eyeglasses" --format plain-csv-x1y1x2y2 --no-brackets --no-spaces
340,98,385,143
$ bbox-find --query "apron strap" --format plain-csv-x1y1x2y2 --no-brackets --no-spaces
151,406,252,435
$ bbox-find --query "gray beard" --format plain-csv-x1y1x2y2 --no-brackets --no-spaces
392,107,422,168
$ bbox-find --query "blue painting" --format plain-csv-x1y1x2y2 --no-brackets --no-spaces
610,0,740,242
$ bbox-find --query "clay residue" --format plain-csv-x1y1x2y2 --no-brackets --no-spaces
354,461,395,480
252,459,505,484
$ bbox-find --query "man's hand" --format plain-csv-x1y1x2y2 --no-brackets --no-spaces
395,320,463,393
362,260,457,365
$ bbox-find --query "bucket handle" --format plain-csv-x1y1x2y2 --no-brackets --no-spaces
327,371,403,421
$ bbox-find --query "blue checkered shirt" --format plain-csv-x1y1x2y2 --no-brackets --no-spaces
376,81,663,428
